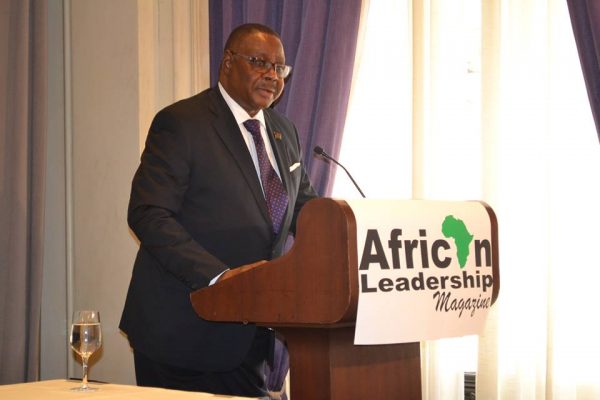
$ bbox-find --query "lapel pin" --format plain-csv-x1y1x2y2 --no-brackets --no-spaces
274,131,283,140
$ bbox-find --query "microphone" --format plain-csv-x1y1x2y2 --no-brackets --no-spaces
313,146,366,198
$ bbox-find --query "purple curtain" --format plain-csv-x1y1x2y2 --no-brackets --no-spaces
567,0,600,143
209,0,363,195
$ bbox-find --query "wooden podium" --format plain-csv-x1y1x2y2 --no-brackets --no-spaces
190,198,499,399
190,198,421,399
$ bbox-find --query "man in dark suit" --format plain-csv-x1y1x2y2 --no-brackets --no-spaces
119,23,317,398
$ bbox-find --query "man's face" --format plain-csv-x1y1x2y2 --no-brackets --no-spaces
221,32,286,116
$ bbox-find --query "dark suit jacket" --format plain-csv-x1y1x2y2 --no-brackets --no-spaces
119,87,317,371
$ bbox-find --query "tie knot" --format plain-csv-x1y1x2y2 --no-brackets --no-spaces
243,119,261,137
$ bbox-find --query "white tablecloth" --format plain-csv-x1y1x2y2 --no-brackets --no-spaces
0,379,255,399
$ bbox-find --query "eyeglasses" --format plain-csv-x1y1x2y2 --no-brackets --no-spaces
229,51,292,79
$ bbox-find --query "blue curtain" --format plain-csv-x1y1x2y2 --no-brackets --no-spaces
209,0,363,195
567,0,600,143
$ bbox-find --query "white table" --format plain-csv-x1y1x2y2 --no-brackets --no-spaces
0,379,256,399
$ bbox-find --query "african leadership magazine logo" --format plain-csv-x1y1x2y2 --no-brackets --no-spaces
358,212,494,318
441,215,473,269
352,200,497,344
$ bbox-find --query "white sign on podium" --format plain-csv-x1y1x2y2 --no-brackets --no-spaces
347,199,497,345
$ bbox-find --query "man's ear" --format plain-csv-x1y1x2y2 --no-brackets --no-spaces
222,51,233,73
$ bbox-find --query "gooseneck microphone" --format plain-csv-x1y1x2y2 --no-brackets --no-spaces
313,146,366,198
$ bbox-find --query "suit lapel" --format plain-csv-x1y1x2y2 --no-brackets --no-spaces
264,113,292,197
264,112,295,246
207,89,272,226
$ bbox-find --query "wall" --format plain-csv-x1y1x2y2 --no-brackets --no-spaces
41,0,210,384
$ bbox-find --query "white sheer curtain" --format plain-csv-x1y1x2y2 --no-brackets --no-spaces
332,0,412,200
478,0,600,398
335,0,600,399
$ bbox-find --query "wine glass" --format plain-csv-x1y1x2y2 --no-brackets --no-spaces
69,310,102,391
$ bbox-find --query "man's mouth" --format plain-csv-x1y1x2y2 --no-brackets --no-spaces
257,86,276,95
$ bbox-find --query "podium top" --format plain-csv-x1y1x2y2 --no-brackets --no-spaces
191,198,359,327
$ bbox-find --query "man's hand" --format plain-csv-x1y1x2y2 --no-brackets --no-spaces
217,260,268,282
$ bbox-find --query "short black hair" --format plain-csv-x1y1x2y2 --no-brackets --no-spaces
224,23,281,52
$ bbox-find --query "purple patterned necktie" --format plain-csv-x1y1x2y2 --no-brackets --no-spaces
243,119,288,234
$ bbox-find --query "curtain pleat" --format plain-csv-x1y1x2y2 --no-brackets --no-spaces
0,0,47,384
566,0,600,143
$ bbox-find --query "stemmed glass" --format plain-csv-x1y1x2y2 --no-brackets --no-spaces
69,310,102,391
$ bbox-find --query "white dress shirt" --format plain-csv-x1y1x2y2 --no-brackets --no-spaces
218,82,283,190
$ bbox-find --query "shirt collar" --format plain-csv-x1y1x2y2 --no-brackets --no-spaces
218,82,266,129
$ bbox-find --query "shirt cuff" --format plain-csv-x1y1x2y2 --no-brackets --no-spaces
209,269,229,286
